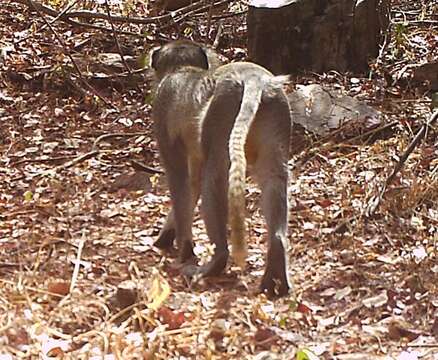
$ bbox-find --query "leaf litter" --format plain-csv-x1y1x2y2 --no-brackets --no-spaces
0,0,437,358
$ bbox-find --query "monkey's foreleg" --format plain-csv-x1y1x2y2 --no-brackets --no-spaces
195,151,230,276
157,136,196,263
155,157,202,250
155,209,176,249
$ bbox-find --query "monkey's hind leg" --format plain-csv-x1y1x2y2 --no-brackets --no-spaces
254,150,291,296
252,101,291,296
186,79,242,277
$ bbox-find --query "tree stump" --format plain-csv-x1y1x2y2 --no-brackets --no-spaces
247,0,390,74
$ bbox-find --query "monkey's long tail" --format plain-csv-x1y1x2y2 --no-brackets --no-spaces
228,78,263,268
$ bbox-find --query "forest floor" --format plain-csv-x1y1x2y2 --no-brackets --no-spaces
0,0,437,359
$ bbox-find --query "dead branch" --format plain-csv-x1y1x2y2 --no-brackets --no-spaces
93,132,150,150
346,121,398,144
386,110,438,185
14,0,143,38
10,154,77,166
14,0,230,26
104,0,143,93
11,136,161,181
392,20,438,26
66,18,144,38
407,343,438,348
193,9,246,20
54,150,101,170
16,0,79,45
104,0,132,75
93,132,164,174
13,150,101,182
10,149,109,182
70,234,86,293
334,110,438,231
91,66,150,79
171,0,230,25
130,159,163,175
212,20,223,49
26,0,114,108
366,109,438,216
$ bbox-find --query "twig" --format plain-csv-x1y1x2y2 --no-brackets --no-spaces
93,132,150,150
0,278,65,298
10,154,77,166
14,0,228,26
386,110,438,185
0,314,13,333
26,0,114,107
11,150,100,181
0,209,38,219
104,0,143,94
406,343,438,348
206,0,214,36
172,0,231,25
130,159,163,175
108,301,144,323
160,325,207,336
3,239,70,256
365,110,438,216
346,121,398,144
193,9,246,20
212,20,223,49
96,140,163,174
56,150,100,170
0,263,20,268
392,20,438,26
66,18,144,38
48,0,79,23
70,232,86,293
15,0,79,45
104,0,132,75
335,110,438,231
16,0,231,40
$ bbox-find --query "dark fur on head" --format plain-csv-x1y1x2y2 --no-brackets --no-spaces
151,41,209,79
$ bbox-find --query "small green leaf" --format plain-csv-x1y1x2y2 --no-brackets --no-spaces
138,53,148,69
23,191,33,201
431,92,438,110
288,298,298,311
278,316,287,327
144,91,154,105
296,348,319,360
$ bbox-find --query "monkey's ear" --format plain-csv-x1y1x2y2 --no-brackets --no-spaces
197,46,209,70
150,46,161,70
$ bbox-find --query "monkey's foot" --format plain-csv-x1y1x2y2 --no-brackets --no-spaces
260,265,290,297
154,228,176,249
181,251,229,278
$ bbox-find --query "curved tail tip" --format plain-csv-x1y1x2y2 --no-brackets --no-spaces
232,247,248,268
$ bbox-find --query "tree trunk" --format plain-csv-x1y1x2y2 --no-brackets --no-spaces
247,0,390,74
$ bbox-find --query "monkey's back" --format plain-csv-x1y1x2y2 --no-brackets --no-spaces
153,67,215,146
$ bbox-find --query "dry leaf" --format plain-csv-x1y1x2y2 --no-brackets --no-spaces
147,270,171,310
47,281,70,297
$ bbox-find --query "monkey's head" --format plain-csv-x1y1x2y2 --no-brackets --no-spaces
150,41,210,80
